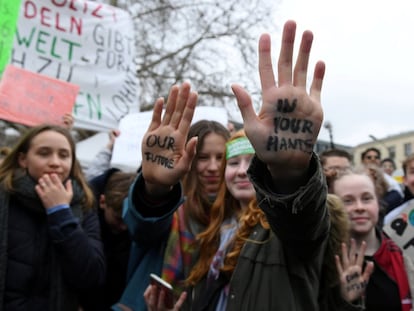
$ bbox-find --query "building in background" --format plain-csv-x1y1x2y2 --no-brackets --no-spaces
353,130,414,172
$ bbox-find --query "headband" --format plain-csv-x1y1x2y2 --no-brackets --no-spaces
226,137,254,159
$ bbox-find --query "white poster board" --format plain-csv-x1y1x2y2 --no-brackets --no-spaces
111,107,228,171
384,199,414,258
11,0,139,131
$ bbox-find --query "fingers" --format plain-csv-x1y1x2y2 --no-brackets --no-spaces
231,84,256,127
277,20,296,86
341,242,350,268
174,292,187,310
258,33,276,90
335,254,344,276
355,241,367,267
183,137,198,167
293,30,313,88
65,179,73,197
310,61,326,101
148,98,165,132
177,91,197,135
362,261,374,281
349,238,357,264
162,85,179,125
170,82,191,128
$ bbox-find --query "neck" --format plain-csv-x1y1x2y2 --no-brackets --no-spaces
352,229,380,256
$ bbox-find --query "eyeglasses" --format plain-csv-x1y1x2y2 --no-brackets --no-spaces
365,155,380,160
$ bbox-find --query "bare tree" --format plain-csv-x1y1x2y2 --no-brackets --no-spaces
125,0,278,117
2,0,279,145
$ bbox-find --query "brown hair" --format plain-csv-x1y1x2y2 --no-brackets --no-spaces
104,171,136,213
0,124,95,210
402,154,414,176
319,148,353,166
0,146,11,158
186,130,261,285
182,120,230,230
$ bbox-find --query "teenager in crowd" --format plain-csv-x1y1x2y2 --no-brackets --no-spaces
0,124,105,310
113,111,229,310
332,168,413,311
140,19,330,311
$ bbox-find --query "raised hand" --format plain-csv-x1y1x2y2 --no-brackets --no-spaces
232,20,325,181
141,82,198,195
35,173,73,209
335,239,374,303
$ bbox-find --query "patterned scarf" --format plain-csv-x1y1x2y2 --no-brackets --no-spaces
161,206,197,296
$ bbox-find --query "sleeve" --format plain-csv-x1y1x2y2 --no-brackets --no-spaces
247,152,329,258
122,173,184,246
47,208,106,290
83,148,113,181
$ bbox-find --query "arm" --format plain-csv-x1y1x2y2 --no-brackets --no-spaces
83,129,120,181
48,206,105,289
122,83,198,242
232,21,328,252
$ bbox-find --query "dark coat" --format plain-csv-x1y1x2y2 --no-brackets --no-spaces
0,174,105,311
80,168,132,311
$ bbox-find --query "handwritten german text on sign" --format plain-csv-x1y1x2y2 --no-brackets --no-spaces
11,0,139,131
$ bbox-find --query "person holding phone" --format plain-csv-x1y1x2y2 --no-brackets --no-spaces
112,89,229,310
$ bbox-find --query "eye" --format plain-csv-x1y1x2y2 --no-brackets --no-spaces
342,197,354,206
197,155,209,161
227,159,240,166
362,195,374,203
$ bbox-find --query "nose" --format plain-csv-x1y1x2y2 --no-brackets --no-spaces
353,199,366,212
207,157,220,171
48,153,60,166
237,159,249,176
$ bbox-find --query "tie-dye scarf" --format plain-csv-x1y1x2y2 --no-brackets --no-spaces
161,206,197,297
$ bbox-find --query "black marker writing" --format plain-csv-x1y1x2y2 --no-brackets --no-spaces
273,117,313,134
276,98,297,113
146,135,175,150
144,152,174,169
266,136,313,153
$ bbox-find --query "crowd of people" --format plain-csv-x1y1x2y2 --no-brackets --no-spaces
0,19,413,311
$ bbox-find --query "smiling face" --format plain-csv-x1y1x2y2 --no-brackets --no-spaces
196,132,227,196
333,173,379,238
18,130,73,182
225,154,255,208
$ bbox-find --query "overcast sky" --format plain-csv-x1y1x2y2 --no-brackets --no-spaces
269,0,414,147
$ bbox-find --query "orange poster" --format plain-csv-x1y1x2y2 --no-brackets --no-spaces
0,65,79,126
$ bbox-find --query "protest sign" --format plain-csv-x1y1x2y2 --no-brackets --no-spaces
0,64,78,126
110,107,228,171
11,0,139,131
384,199,414,258
0,0,22,77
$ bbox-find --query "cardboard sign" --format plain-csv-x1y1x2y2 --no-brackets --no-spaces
0,64,78,126
383,199,414,258
0,0,22,77
12,0,139,131
111,107,229,172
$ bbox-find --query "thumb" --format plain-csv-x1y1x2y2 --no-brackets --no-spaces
231,84,256,126
183,137,198,168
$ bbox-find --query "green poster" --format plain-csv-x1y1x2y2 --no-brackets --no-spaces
0,0,22,78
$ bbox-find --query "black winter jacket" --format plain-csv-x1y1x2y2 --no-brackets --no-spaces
0,174,105,311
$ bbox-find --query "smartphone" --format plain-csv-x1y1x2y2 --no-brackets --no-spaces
149,273,174,308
